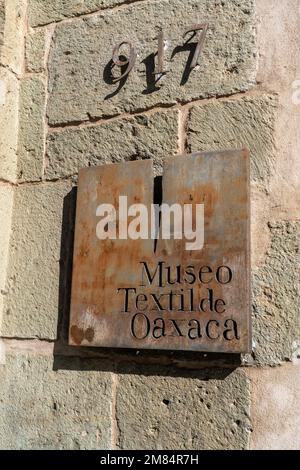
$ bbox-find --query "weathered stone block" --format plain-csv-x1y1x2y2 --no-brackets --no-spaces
1,181,73,339
187,96,277,182
17,76,46,181
0,184,13,323
47,0,256,124
25,28,46,72
45,110,178,179
252,221,300,365
0,67,19,181
0,354,112,449
248,363,300,450
0,0,27,76
0,1,5,54
117,369,251,449
28,0,138,27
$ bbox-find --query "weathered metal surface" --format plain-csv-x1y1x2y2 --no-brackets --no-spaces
69,150,251,353
155,31,165,76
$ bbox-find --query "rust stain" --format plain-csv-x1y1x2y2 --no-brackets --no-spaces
70,325,95,345
70,325,84,345
85,328,95,342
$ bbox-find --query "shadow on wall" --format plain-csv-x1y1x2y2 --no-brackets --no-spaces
53,189,241,379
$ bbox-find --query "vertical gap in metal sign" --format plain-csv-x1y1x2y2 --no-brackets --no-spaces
153,175,163,253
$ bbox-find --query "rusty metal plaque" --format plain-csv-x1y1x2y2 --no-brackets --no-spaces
69,150,251,353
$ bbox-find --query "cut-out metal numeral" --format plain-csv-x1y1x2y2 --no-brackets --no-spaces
154,31,165,75
111,40,137,83
183,23,208,69
109,24,209,87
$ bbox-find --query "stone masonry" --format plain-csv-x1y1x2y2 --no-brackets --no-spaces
0,0,299,449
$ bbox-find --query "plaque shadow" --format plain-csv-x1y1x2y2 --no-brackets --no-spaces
53,187,242,378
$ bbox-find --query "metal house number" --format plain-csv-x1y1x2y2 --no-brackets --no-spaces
110,23,208,83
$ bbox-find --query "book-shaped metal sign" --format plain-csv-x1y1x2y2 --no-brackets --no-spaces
69,150,251,353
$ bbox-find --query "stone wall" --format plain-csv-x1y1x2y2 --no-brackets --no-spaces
0,0,299,450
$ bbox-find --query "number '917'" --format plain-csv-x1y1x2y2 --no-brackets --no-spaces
110,24,208,84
